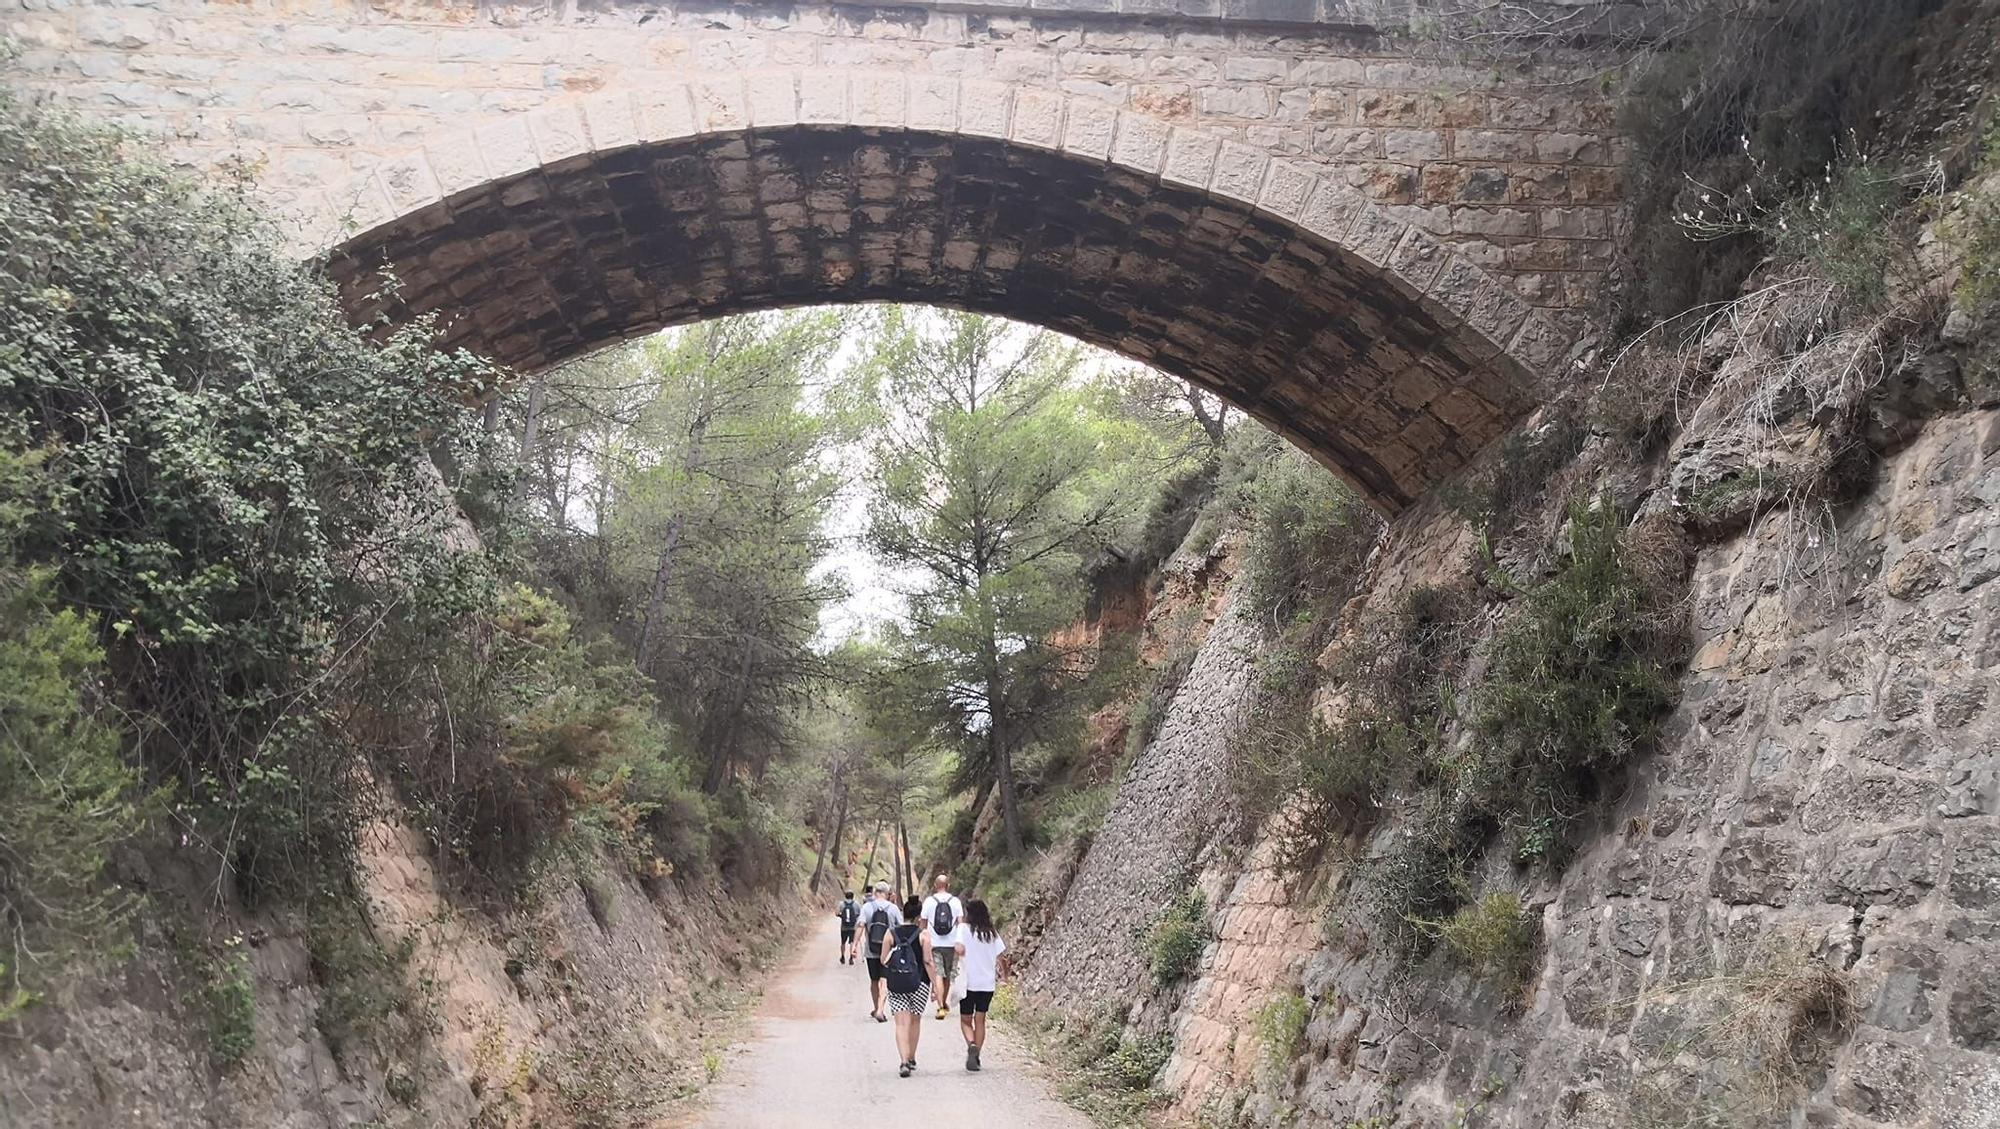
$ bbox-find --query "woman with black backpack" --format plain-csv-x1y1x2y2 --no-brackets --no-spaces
879,895,936,1077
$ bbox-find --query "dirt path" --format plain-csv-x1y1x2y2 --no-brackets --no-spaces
687,918,1093,1129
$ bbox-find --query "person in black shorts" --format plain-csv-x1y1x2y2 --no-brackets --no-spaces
953,899,1006,1072
857,882,901,1022
835,890,862,964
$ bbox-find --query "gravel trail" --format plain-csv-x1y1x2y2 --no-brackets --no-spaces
688,918,1093,1129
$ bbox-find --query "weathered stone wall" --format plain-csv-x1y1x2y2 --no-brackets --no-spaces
1025,402,2000,1127
0,0,1626,315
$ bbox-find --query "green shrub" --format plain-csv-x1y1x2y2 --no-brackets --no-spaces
1241,449,1381,628
1147,888,1210,988
305,897,428,1061
206,935,257,1068
1440,412,1587,537
1412,891,1539,990
0,446,147,1005
0,92,498,898
1254,992,1309,1076
1237,584,1474,872
1471,500,1683,861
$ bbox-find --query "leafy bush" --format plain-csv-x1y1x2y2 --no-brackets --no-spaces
1412,891,1539,990
0,445,147,1005
206,934,257,1068
1241,449,1381,628
368,583,724,893
306,897,429,1061
1440,411,1587,537
0,92,497,897
1236,584,1474,871
1255,991,1309,1077
1147,888,1210,988
1471,500,1684,861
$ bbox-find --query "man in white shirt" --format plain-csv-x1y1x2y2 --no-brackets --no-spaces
920,873,964,1021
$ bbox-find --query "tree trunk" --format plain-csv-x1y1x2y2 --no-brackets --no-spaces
827,786,851,890
899,818,918,899
807,797,833,894
512,376,548,501
635,515,685,667
861,818,883,889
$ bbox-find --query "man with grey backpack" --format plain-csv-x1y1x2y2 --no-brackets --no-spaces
857,882,901,1022
919,874,964,1021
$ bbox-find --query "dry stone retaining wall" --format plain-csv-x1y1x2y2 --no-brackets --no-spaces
1027,406,2000,1127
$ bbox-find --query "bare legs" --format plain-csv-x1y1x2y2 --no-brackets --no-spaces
895,1009,922,1066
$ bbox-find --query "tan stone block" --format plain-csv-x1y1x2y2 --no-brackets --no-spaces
1061,96,1117,161
907,74,959,132
798,71,850,125
1383,127,1445,162
580,91,641,153
1299,178,1363,245
425,130,489,198
1387,225,1450,291
326,172,394,235
693,77,749,132
374,151,440,213
1535,131,1609,164
1009,88,1064,149
1131,83,1194,120
1452,206,1537,238
1209,140,1267,205
635,84,698,142
1110,111,1170,173
1162,127,1219,190
475,116,538,180
1508,310,1576,376
744,73,798,130
852,72,905,128
1431,254,1530,348
1257,159,1314,220
1346,205,1406,271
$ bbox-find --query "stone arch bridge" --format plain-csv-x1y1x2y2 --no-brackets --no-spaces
0,0,1640,509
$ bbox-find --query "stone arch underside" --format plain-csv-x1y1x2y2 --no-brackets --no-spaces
325,85,1572,511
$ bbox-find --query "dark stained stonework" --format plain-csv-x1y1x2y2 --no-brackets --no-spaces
328,126,1539,509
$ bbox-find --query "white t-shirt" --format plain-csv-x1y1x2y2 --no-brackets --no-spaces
921,893,965,947
958,930,1007,991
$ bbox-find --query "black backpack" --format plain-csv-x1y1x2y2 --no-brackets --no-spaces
884,927,924,993
839,900,860,927
931,896,956,936
865,904,894,948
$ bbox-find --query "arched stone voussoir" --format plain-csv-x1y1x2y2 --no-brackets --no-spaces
310,69,1574,512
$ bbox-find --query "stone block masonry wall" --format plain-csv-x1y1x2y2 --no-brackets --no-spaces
0,0,1627,313
1029,406,2000,1127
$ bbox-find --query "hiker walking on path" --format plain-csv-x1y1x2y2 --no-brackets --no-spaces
835,890,862,964
858,882,902,1021
880,895,936,1077
920,874,965,1020
954,899,1006,1072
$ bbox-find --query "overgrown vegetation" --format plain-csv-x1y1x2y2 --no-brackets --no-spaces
1409,892,1538,992
1254,991,1309,1079
1471,502,1685,862
1146,887,1210,988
